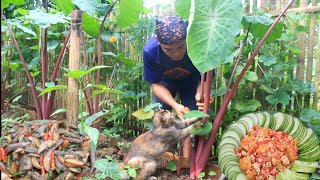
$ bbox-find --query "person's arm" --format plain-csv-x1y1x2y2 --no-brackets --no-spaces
151,83,188,120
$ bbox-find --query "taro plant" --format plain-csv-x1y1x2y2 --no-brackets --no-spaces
174,0,296,177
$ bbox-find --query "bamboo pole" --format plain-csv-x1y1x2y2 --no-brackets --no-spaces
67,10,82,127
305,0,317,108
287,6,320,13
295,0,307,113
314,21,320,110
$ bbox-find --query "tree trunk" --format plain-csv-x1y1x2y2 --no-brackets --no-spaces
66,10,82,127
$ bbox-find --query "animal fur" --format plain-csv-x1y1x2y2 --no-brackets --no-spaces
123,110,201,180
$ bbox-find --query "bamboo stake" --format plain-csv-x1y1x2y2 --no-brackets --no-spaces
66,10,82,127
305,0,317,108
295,0,307,113
314,21,320,110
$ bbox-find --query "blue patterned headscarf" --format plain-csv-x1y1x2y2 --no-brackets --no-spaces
155,15,187,45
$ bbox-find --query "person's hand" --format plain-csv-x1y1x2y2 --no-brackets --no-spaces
173,104,190,120
195,93,214,111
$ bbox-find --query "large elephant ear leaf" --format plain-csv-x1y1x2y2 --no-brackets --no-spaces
187,0,243,74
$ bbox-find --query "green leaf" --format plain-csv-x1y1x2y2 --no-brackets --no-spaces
8,20,36,36
189,122,212,136
47,40,59,52
166,160,177,171
242,15,283,42
198,172,206,179
38,85,67,96
211,87,226,96
246,71,258,82
45,82,55,88
265,91,290,105
115,53,136,68
94,159,111,172
85,110,109,126
300,109,320,123
72,0,109,17
1,0,25,10
183,110,209,119
187,0,243,74
52,0,74,15
15,8,29,16
117,0,143,28
84,126,99,148
132,108,154,120
128,168,137,178
12,95,22,103
144,103,162,112
64,69,85,80
25,10,68,28
175,0,191,19
234,99,261,113
50,108,66,117
82,12,100,39
30,71,40,77
259,55,277,66
208,171,216,176
65,65,110,80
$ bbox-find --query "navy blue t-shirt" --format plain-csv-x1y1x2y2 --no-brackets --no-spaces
143,36,200,83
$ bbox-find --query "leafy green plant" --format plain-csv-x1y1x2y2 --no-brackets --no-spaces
93,158,122,180
123,165,138,179
78,110,109,149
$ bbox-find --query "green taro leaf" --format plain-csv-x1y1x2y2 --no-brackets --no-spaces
47,40,59,52
175,0,191,19
25,10,68,28
190,122,212,135
38,85,67,96
144,103,162,112
300,109,320,123
117,0,143,28
82,12,100,39
187,0,243,74
8,20,36,36
52,0,74,15
265,91,291,105
234,99,261,113
1,0,26,10
183,110,209,119
72,0,109,17
242,15,284,42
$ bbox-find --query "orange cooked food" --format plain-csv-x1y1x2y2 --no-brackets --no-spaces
235,126,298,180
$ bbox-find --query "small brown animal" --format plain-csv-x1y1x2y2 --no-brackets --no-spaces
123,110,201,180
